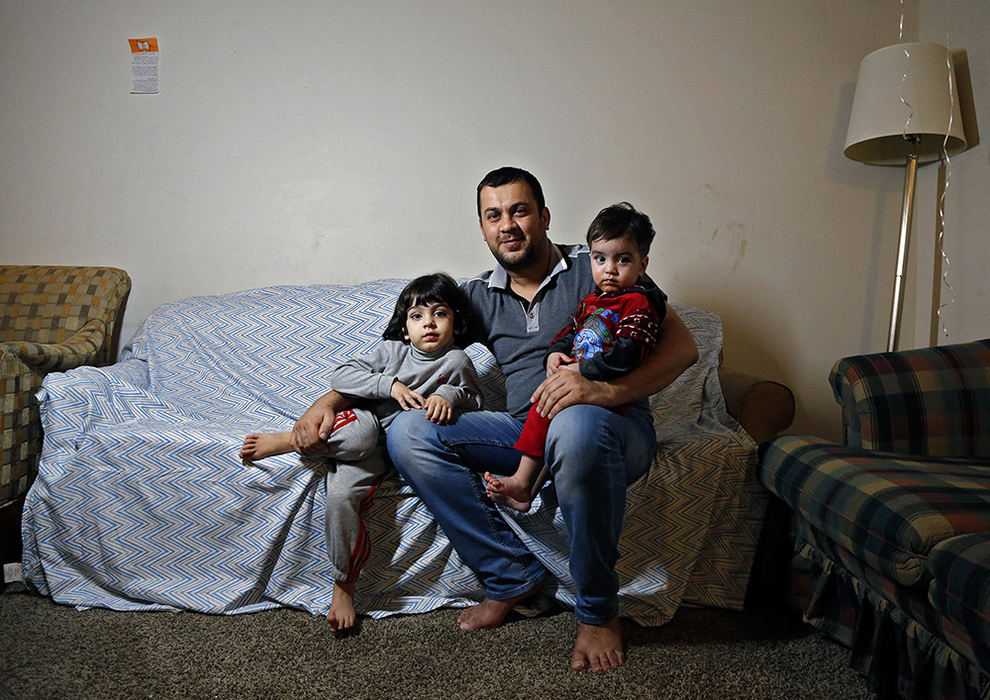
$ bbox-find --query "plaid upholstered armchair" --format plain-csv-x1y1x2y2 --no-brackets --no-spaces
759,340,990,699
1,265,131,562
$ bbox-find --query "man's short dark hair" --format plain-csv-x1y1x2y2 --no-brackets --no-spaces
476,167,546,217
586,202,655,257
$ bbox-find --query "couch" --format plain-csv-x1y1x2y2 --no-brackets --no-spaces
21,278,793,623
1,265,131,563
760,339,990,699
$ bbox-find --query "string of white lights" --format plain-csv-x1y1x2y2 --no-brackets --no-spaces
935,14,957,340
895,0,956,342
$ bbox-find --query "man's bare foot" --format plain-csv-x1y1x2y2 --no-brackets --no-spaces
239,432,293,461
327,581,357,632
458,587,538,631
571,618,625,672
483,472,533,513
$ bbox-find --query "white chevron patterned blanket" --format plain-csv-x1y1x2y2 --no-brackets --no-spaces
22,279,765,625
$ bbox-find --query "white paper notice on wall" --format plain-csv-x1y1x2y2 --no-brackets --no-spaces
129,37,159,94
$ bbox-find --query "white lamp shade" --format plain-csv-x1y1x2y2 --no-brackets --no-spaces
845,42,967,165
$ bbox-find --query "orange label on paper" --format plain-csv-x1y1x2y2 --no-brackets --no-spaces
129,37,158,53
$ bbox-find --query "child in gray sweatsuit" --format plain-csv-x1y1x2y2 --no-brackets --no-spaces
240,273,482,630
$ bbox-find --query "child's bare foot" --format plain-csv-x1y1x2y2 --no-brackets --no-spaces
483,472,534,513
458,585,539,631
571,617,625,672
327,581,357,632
239,432,293,461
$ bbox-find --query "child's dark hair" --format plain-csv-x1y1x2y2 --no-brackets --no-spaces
586,202,655,257
383,273,472,346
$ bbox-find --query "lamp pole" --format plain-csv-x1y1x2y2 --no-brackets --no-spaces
888,141,919,352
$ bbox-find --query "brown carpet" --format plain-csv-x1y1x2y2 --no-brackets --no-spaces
0,589,874,699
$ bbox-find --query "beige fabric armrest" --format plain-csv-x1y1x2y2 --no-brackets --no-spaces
718,367,795,444
1,319,106,373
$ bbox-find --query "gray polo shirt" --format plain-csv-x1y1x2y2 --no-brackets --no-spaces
461,243,598,420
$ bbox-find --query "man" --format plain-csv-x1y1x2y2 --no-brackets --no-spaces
292,167,697,672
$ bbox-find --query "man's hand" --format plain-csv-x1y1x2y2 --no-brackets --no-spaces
530,370,617,420
290,390,350,456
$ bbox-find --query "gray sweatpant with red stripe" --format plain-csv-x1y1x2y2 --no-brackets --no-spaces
324,408,391,584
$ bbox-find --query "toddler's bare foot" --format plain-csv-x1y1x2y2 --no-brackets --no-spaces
458,585,538,631
327,581,357,632
571,618,625,673
239,432,293,461
483,472,533,513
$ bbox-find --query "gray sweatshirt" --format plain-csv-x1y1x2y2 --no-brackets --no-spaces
330,340,483,429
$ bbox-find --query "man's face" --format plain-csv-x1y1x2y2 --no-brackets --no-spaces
478,181,551,272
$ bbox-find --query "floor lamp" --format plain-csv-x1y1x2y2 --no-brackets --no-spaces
843,42,967,352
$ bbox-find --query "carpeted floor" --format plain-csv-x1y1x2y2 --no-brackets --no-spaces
0,589,874,699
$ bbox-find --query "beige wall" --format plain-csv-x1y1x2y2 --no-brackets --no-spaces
913,0,990,351
2,1,987,440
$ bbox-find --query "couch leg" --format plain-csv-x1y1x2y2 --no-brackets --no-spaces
1,495,25,565
745,495,795,610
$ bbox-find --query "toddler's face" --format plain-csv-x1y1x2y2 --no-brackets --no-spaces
404,299,455,352
590,236,648,293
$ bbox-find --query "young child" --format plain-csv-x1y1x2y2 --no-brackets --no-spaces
484,202,666,512
240,272,483,630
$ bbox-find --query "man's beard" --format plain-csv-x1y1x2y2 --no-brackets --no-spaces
492,239,546,272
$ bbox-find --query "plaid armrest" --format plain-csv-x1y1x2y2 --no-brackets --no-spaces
830,339,990,458
928,533,990,668
760,435,990,587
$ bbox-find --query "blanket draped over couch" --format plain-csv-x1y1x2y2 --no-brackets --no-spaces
22,279,764,624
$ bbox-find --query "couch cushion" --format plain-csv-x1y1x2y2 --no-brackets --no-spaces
760,436,990,587
928,532,990,669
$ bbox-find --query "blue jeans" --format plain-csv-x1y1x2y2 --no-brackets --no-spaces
386,403,656,624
